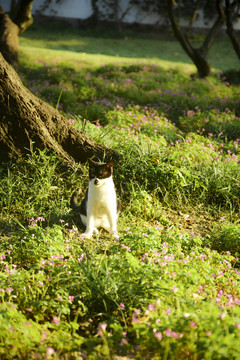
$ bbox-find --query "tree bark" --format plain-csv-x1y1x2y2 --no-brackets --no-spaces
225,0,240,60
0,7,19,68
166,0,225,77
0,1,33,68
0,53,117,166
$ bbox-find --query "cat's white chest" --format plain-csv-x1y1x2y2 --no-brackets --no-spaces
88,178,116,210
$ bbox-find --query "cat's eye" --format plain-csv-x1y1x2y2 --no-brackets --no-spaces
89,163,111,180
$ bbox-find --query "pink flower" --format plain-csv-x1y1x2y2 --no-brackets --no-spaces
121,244,131,252
6,287,13,293
166,308,172,315
98,323,107,331
97,323,107,335
24,322,32,326
120,303,125,310
120,338,128,346
132,315,139,323
154,331,162,340
69,296,74,302
52,316,60,325
164,329,180,338
190,321,197,328
171,331,180,339
148,304,156,311
46,347,55,356
161,242,168,248
219,313,226,320
77,254,84,262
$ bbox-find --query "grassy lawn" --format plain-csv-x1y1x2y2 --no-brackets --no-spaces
20,23,240,71
0,23,240,359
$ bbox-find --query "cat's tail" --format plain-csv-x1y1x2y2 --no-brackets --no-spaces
70,190,82,212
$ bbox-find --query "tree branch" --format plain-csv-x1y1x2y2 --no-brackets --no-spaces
186,0,203,34
200,0,225,56
225,0,240,59
11,0,34,34
166,0,195,61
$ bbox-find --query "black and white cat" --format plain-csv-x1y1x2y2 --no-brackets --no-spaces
71,159,121,239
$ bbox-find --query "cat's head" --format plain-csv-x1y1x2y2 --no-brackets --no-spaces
88,159,113,186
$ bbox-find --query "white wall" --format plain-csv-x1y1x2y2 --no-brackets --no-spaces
32,0,92,19
0,0,93,19
0,0,10,12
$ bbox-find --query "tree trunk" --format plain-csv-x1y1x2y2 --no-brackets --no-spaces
0,7,19,68
11,0,34,35
225,0,240,60
0,1,33,68
0,53,117,166
166,0,225,77
114,0,122,34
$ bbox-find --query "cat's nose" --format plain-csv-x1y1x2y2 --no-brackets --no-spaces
94,178,99,185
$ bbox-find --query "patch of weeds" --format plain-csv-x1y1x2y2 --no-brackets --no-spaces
208,223,240,257
179,108,240,140
0,150,82,226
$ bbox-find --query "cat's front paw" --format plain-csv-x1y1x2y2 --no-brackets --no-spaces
93,228,99,235
80,232,92,239
111,230,119,241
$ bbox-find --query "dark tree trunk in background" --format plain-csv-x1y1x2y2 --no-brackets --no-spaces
166,0,225,77
225,0,240,59
114,0,122,34
0,0,33,68
0,53,117,165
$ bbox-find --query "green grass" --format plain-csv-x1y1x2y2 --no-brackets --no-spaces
0,22,240,359
20,22,240,71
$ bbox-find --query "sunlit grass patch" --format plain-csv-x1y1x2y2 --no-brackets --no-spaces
20,22,240,71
